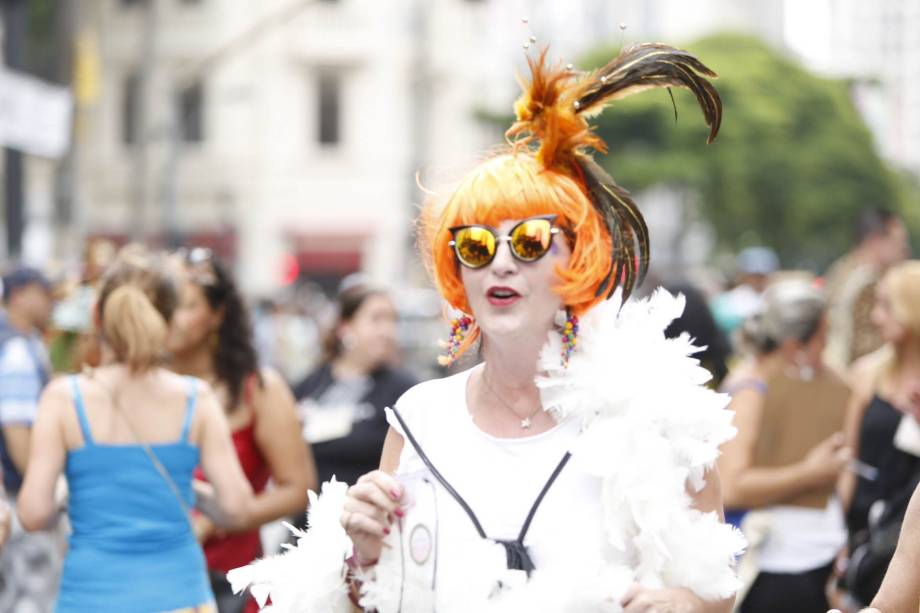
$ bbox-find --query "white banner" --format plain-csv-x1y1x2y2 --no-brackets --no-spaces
0,67,73,158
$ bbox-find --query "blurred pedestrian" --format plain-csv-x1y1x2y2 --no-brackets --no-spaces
166,247,316,613
16,244,256,612
293,282,416,492
825,208,910,371
0,265,62,612
664,281,732,388
719,280,851,613
712,246,780,339
834,260,920,610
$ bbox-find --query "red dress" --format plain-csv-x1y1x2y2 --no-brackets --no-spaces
194,377,271,613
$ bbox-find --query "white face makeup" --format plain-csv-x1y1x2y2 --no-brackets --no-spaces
459,218,571,343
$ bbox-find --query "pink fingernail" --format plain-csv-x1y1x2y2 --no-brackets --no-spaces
389,488,402,500
394,508,405,518
383,527,391,535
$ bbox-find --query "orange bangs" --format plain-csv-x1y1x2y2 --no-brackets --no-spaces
419,153,613,360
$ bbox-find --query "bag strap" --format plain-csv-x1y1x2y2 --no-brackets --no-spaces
390,406,487,538
116,396,194,522
84,368,195,527
390,406,571,573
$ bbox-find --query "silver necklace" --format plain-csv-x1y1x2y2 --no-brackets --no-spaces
481,369,542,429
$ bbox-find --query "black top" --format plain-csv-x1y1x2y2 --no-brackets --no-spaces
293,363,417,489
846,394,920,539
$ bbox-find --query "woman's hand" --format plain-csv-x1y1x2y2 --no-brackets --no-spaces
801,432,851,486
621,585,707,613
341,470,404,566
191,512,218,544
193,479,229,527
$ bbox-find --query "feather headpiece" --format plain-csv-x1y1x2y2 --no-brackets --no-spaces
506,43,722,301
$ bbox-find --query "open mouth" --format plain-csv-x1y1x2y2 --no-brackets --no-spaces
486,287,522,306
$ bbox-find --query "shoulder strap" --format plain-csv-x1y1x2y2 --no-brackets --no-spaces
69,376,95,446
516,451,571,542
180,377,198,443
390,406,487,539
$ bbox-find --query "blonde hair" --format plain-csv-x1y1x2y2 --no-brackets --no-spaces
883,260,920,339
97,245,178,372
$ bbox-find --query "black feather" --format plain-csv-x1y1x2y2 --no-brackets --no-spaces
576,154,650,301
574,43,722,143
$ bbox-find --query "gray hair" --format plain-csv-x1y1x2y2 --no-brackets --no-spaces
741,280,825,354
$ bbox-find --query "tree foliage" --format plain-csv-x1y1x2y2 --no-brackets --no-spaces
578,33,916,269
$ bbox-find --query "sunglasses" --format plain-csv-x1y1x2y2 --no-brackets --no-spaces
448,215,562,269
176,246,214,266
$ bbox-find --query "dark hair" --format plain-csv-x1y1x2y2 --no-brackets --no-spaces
187,254,261,411
663,282,731,387
856,207,899,244
321,284,388,363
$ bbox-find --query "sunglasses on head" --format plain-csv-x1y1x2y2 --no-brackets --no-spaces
448,215,563,269
176,246,214,266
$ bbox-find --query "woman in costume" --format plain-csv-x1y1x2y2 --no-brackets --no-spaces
231,43,743,612
166,248,316,613
717,279,851,612
17,245,255,612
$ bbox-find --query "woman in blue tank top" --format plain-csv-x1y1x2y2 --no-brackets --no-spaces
16,246,255,613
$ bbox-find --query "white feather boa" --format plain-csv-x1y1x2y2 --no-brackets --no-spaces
229,288,745,612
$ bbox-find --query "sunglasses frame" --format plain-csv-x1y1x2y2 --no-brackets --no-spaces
448,214,563,269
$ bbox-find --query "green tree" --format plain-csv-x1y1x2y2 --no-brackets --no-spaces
578,33,915,270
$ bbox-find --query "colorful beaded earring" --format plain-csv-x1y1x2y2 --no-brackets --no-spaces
442,314,473,366
560,311,579,367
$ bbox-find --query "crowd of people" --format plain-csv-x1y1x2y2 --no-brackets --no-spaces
0,216,917,613
0,44,918,613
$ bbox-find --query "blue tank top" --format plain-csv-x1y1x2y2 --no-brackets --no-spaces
57,375,215,613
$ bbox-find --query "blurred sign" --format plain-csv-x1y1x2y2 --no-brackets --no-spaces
0,67,73,158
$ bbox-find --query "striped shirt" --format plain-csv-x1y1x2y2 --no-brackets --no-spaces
0,316,50,491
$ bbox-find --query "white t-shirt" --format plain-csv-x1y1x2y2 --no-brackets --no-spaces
756,498,847,573
385,365,607,572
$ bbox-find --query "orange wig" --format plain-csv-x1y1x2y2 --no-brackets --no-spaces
421,45,722,362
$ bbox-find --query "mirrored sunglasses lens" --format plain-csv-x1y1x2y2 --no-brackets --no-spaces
511,220,553,261
454,227,495,268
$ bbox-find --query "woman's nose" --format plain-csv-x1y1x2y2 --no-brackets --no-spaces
489,239,518,276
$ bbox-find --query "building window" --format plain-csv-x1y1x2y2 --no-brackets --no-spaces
122,72,140,145
317,73,341,145
178,81,204,143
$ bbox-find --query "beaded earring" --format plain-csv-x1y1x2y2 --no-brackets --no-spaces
560,311,579,367
442,315,473,366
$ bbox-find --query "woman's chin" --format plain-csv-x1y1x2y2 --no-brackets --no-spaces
479,318,546,342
